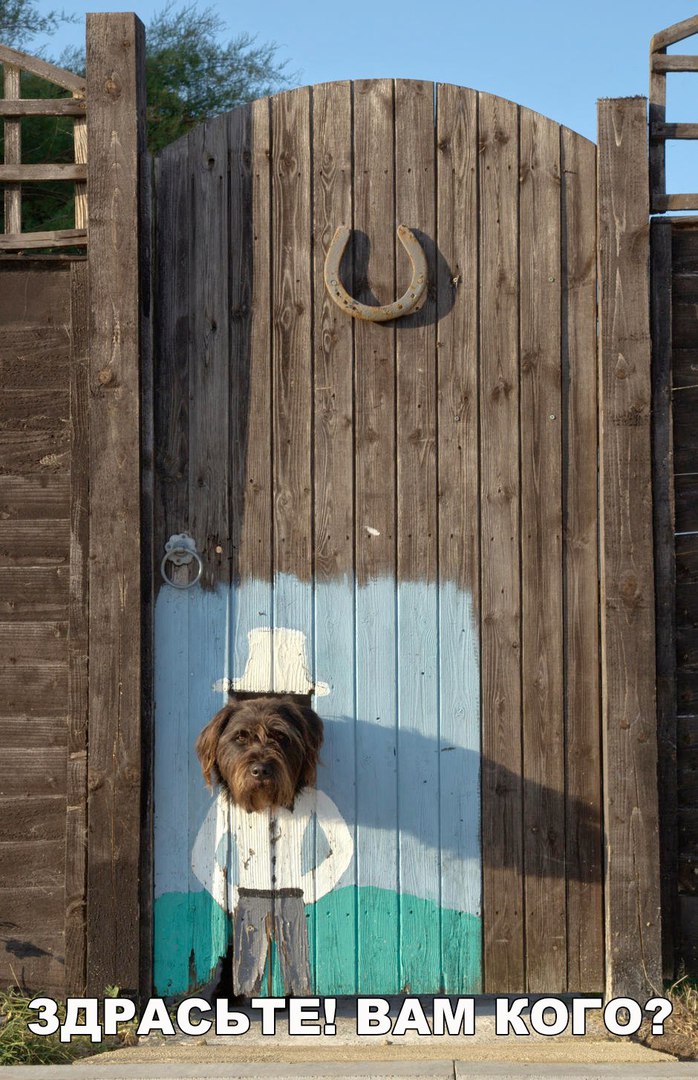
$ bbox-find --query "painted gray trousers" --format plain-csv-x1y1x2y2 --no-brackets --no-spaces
232,887,311,995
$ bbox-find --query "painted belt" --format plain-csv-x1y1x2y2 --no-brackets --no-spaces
237,887,303,899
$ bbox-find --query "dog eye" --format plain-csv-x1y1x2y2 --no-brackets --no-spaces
235,730,248,743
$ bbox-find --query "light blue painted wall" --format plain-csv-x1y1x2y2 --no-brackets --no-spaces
153,573,481,995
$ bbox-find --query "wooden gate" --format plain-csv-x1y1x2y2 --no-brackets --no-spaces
151,82,660,998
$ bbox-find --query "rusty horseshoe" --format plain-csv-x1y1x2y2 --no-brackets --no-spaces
324,224,428,322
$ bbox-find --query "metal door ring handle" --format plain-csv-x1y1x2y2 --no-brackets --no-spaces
324,224,428,322
161,547,204,589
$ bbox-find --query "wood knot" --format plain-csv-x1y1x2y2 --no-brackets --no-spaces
98,368,115,386
87,771,104,792
105,75,122,99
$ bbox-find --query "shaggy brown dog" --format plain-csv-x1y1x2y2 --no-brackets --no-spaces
195,695,323,811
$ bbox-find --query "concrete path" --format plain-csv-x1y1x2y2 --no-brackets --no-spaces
4,1063,698,1080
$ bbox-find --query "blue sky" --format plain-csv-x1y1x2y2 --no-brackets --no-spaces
33,0,698,195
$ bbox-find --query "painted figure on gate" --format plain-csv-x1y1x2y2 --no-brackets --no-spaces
191,627,353,994
192,786,352,994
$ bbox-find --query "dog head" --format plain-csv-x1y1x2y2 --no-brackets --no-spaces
195,696,323,812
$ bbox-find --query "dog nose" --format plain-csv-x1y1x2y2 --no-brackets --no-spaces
250,762,272,779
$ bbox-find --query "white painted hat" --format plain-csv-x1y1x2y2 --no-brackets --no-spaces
213,627,330,697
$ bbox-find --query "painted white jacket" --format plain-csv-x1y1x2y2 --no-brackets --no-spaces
191,787,353,913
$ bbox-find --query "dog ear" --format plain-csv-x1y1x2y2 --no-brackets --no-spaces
195,704,236,788
277,699,324,788
300,705,323,787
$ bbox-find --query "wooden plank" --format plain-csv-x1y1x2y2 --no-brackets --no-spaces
311,79,357,994
394,77,439,991
0,389,69,425
0,621,67,660
0,263,70,322
678,672,698,714
673,351,698,388
671,227,698,270
138,147,154,1002
677,534,698,586
656,195,698,212
435,82,481,992
0,748,67,796
153,137,190,558
0,715,68,748
228,94,273,901
0,566,67,619
653,56,698,72
0,931,65,995
0,328,70,390
0,164,87,182
672,280,698,303
65,258,89,995
652,218,678,977
479,91,523,992
0,230,87,251
0,475,69,519
234,98,270,592
519,108,565,991
561,128,604,992
0,99,86,116
678,628,698,673
673,388,698,472
0,428,70,474
0,796,67,840
271,85,313,640
679,895,698,974
597,96,662,999
184,112,232,986
4,63,22,236
151,253,193,1013
0,660,68,712
187,117,231,589
677,586,698,631
0,841,65,888
674,475,698,533
353,78,399,992
85,12,147,996
0,520,69,565
0,42,85,92
653,123,698,140
671,309,698,346
0,887,66,995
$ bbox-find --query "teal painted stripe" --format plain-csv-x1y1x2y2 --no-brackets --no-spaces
155,886,481,997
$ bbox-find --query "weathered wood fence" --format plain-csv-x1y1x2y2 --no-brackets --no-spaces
0,11,691,1000
0,16,150,997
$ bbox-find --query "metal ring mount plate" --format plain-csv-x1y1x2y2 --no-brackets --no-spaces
324,224,428,322
161,534,204,590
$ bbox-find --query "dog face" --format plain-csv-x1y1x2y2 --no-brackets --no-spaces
195,696,323,812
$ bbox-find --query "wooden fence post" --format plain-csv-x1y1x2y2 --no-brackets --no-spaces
597,96,663,999
651,217,678,979
86,11,148,995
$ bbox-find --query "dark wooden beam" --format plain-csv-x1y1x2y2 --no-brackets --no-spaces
650,218,678,980
85,12,147,997
597,96,662,999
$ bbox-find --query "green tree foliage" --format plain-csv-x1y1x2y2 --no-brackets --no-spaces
144,3,293,152
1,1,294,233
0,0,78,234
0,0,75,51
